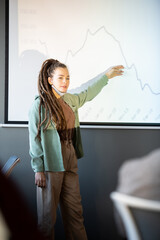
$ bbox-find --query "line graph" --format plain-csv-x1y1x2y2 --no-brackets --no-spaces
65,26,160,96
64,25,160,123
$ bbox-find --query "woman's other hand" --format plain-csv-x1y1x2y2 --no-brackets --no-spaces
35,172,46,188
105,65,124,79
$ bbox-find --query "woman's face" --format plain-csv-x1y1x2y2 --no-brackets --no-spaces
48,67,70,93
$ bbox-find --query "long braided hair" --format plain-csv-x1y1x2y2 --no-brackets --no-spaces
36,58,67,141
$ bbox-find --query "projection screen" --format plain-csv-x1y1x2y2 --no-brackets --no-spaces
6,0,160,126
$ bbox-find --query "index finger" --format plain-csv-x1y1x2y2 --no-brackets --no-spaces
114,65,124,69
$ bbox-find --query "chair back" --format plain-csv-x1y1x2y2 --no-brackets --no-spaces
110,191,160,240
1,156,20,177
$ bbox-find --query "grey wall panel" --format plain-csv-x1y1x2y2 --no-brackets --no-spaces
0,126,160,239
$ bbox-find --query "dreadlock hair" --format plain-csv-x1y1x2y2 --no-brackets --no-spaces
36,58,68,141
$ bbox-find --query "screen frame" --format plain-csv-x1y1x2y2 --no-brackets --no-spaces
4,0,160,128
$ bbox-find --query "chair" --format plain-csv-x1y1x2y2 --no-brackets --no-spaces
110,191,160,240
1,155,20,177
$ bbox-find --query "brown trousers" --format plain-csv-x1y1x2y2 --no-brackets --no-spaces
37,142,88,240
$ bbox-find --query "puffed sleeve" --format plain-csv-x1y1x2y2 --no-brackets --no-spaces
28,97,44,172
73,74,108,109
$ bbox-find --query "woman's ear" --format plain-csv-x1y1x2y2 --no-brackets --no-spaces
48,77,53,85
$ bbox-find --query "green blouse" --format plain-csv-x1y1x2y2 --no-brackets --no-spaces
28,74,108,172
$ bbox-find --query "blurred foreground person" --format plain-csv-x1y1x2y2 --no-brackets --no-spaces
115,148,160,238
0,169,45,240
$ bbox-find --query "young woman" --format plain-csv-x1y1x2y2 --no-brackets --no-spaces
28,59,124,240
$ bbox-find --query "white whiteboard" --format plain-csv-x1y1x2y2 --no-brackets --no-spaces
7,0,160,125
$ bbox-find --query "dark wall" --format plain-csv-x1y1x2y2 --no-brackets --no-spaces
0,1,160,239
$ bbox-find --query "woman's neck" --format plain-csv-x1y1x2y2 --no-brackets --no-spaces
51,85,65,98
